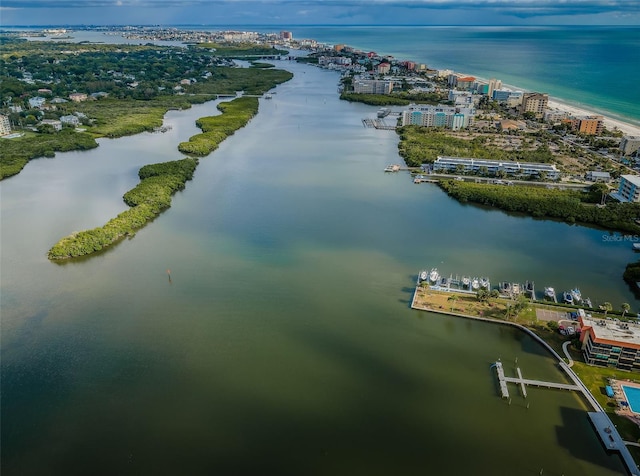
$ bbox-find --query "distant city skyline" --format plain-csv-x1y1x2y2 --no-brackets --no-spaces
2,0,639,26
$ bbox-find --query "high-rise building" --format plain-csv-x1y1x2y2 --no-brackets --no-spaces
487,78,502,98
352,79,394,95
520,92,549,118
401,105,474,130
577,116,604,135
279,31,293,40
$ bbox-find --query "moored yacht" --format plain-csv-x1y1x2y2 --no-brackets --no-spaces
462,276,471,288
564,291,574,304
471,277,480,290
419,270,428,282
480,277,490,289
571,288,582,303
429,268,439,284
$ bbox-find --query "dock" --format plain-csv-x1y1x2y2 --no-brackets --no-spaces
588,412,640,476
493,360,581,399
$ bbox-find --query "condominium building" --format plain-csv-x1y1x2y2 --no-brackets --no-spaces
580,315,640,372
612,175,640,203
401,105,474,130
576,115,604,136
620,136,640,156
487,78,502,98
0,114,11,136
520,92,549,118
352,79,394,94
432,156,560,179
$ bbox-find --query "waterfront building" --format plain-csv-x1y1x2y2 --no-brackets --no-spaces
575,115,604,136
492,89,523,106
40,119,62,131
432,156,560,179
611,175,640,203
520,92,549,118
401,105,474,130
544,110,569,123
487,78,502,98
620,136,640,156
60,115,80,126
579,315,640,372
279,31,292,40
352,79,394,94
0,114,12,136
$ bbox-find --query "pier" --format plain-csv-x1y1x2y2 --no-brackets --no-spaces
493,360,581,399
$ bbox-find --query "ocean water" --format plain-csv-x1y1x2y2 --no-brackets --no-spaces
287,26,640,126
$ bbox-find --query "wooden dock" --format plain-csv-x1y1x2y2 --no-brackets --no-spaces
493,360,581,399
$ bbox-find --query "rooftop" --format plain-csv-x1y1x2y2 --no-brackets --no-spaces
581,315,640,349
621,175,640,187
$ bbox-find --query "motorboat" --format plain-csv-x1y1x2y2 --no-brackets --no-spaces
501,282,512,293
461,276,471,288
429,268,439,284
480,277,490,289
439,276,449,287
564,291,574,304
544,287,556,299
471,277,480,290
419,270,428,282
571,288,582,303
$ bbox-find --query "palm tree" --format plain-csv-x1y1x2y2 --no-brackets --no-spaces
600,302,613,317
504,305,517,320
447,294,458,311
490,289,500,299
621,303,631,318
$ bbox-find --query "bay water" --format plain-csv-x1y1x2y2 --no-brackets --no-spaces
0,58,633,474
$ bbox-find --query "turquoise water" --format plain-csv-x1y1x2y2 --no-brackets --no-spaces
224,25,640,126
622,386,640,413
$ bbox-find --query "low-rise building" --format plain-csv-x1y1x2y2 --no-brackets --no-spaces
620,136,640,156
60,115,80,126
28,96,46,109
432,156,560,179
585,171,611,182
579,315,640,372
40,119,62,131
611,175,640,203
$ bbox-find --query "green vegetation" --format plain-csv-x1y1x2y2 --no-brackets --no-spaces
48,158,198,260
178,96,259,156
623,261,640,287
439,180,640,233
398,126,554,167
250,61,275,69
340,93,410,106
195,42,288,57
0,39,292,179
0,130,98,179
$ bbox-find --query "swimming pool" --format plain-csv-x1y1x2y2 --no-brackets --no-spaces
621,385,640,413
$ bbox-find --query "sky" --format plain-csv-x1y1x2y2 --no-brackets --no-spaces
1,0,639,26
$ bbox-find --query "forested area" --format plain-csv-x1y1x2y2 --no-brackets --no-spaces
439,180,640,233
0,38,292,178
48,158,198,260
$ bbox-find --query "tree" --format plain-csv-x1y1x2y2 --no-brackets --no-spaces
600,302,613,316
447,294,458,311
621,303,631,318
505,305,517,320
490,289,500,299
476,289,489,303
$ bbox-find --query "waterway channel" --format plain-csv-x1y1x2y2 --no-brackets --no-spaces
1,59,635,475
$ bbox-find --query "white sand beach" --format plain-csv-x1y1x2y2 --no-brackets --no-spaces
546,99,640,137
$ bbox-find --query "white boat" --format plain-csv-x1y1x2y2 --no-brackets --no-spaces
461,276,471,288
584,297,593,308
264,93,273,99
544,287,555,299
479,277,490,289
571,288,582,303
419,270,428,281
377,107,390,118
471,277,480,290
564,291,574,304
429,268,439,284
634,243,640,251
501,282,512,293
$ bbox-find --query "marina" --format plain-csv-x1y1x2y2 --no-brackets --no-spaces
418,268,596,307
